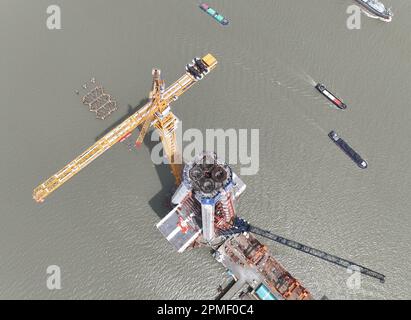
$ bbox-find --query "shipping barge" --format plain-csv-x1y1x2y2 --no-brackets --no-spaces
214,233,313,300
199,3,229,26
316,83,347,110
354,0,393,22
329,131,368,169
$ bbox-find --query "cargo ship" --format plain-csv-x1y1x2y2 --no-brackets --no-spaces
199,3,229,26
354,0,393,22
316,83,347,110
329,131,368,169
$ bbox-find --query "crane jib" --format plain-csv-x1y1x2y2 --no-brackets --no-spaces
248,226,386,283
32,54,218,203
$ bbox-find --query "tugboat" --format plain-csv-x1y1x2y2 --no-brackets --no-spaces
315,83,347,110
329,131,368,169
199,3,229,26
354,0,393,22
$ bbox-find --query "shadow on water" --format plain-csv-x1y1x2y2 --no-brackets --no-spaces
95,97,176,220
95,98,150,141
144,136,177,220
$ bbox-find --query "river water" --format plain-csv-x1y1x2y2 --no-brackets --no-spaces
1,0,410,299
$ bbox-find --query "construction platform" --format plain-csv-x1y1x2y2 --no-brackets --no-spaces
82,85,118,120
156,204,202,253
156,152,247,252
214,233,313,300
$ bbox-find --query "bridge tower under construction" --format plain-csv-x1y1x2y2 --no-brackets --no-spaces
156,152,246,251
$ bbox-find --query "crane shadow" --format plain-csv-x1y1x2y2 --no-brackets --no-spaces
94,97,176,220
95,98,150,141
144,136,177,220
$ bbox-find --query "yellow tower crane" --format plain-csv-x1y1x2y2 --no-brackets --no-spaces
33,54,218,203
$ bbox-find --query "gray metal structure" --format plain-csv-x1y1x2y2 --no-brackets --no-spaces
224,218,386,283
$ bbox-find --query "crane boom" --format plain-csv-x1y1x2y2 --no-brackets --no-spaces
222,218,385,283
33,102,151,203
249,225,386,283
33,54,218,203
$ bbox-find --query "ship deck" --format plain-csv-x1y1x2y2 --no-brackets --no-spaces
215,233,313,300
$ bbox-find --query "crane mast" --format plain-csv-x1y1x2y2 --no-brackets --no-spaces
33,54,218,203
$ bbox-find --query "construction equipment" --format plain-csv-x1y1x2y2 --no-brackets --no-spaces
33,54,218,203
223,218,386,283
82,83,118,120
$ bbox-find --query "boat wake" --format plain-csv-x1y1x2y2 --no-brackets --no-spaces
173,13,330,134
297,70,317,87
361,8,392,22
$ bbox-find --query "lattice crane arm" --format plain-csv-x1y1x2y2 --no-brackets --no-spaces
135,98,160,148
32,102,150,203
33,54,218,203
224,218,386,283
249,225,386,283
